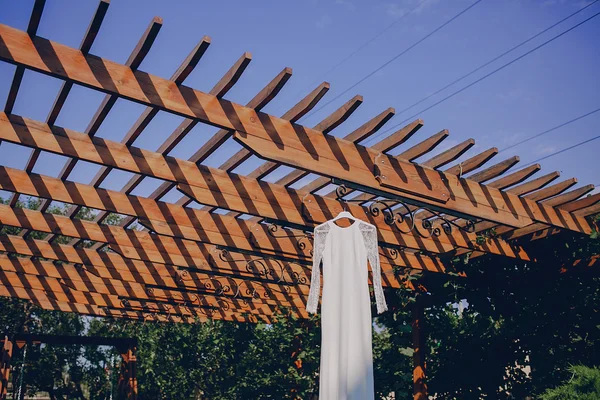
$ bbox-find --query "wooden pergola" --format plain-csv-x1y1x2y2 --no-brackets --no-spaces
0,1,598,399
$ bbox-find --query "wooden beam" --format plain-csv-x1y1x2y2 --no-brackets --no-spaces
59,36,211,236
285,119,425,198
466,156,520,183
505,171,561,196
0,116,532,260
0,335,12,400
3,0,46,114
0,284,268,323
9,0,109,208
500,185,596,240
397,130,449,162
526,178,578,202
243,104,391,187
217,93,363,200
487,164,541,190
0,256,288,318
444,147,498,176
0,199,449,279
422,139,475,169
0,233,314,297
0,25,590,234
32,17,164,215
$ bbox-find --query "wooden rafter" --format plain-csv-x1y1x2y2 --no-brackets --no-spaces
0,24,591,234
0,16,597,325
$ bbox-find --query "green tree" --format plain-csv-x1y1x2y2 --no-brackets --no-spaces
540,365,600,400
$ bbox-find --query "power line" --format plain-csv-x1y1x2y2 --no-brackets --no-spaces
304,0,434,90
367,8,600,145
500,106,600,154
390,0,599,122
522,133,600,168
298,0,485,123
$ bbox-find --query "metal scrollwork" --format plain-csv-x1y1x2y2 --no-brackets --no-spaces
216,248,309,289
335,183,477,238
264,223,313,252
420,213,476,238
379,247,400,261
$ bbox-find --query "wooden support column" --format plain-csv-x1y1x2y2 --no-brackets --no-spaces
0,336,13,400
412,298,427,400
118,345,138,400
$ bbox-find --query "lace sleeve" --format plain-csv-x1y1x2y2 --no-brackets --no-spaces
306,223,330,314
359,222,388,314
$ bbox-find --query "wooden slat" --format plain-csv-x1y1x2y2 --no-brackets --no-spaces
487,164,541,190
0,260,276,315
3,0,46,114
59,37,212,236
497,186,596,240
466,156,520,183
0,283,268,323
0,255,300,317
422,139,475,169
217,95,366,188
526,178,578,202
0,25,590,234
211,52,252,98
314,95,363,134
506,171,561,196
561,193,600,213
0,234,313,296
47,0,110,126
397,130,449,162
0,194,450,275
32,17,164,215
245,104,391,186
344,107,395,143
0,116,533,260
541,185,595,207
445,147,498,176
91,64,290,231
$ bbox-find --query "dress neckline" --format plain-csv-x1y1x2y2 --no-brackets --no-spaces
328,219,357,231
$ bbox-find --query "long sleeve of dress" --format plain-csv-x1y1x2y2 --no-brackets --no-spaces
360,222,388,314
306,223,330,314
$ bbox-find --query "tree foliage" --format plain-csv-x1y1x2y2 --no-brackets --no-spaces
540,365,600,400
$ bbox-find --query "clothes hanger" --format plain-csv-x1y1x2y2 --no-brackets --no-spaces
332,210,355,221
332,184,359,224
332,200,356,223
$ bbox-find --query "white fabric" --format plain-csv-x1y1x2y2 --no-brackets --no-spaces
306,218,388,400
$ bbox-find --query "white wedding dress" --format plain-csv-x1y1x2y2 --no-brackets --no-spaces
306,217,388,400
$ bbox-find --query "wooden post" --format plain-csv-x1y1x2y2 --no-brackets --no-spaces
0,336,13,400
412,298,427,400
118,345,138,400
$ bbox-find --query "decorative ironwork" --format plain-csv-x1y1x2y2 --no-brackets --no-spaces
175,270,232,296
217,248,308,285
248,223,313,255
379,247,401,262
334,183,477,238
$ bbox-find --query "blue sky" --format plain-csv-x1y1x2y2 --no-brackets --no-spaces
0,0,598,206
